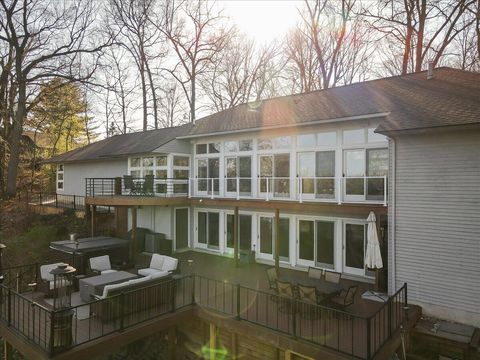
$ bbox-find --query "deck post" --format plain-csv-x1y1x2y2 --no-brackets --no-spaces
209,323,216,360
90,205,97,237
4,339,13,360
236,283,241,320
274,208,280,275
131,206,138,260
366,316,371,359
233,206,239,268
168,326,177,360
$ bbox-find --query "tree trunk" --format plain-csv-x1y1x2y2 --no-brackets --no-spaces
140,59,148,131
6,80,26,197
190,75,196,122
145,61,159,129
415,0,427,72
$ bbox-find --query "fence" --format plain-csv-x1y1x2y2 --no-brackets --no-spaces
0,270,407,359
18,191,86,211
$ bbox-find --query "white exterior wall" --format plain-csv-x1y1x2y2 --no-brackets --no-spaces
389,129,480,326
58,159,128,196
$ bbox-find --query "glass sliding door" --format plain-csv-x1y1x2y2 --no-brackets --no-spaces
259,217,273,255
225,214,252,251
344,149,365,201
316,221,334,269
279,218,290,261
366,148,388,200
196,211,219,250
258,216,290,261
197,159,208,193
175,208,189,250
343,223,366,275
208,158,220,194
298,220,315,263
225,157,237,194
316,151,335,199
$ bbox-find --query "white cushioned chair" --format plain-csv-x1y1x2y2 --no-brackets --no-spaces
89,255,117,275
138,254,178,277
39,263,72,296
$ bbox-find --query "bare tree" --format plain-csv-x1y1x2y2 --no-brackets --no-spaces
0,0,112,197
202,35,280,111
299,0,374,89
364,0,477,74
106,0,164,130
160,0,233,121
158,81,187,128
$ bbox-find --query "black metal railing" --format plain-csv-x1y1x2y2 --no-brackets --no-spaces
0,269,407,359
19,191,86,211
85,177,189,198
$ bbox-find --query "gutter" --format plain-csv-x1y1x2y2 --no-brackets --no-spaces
390,137,396,294
177,112,390,140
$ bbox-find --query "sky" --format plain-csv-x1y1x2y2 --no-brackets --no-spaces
220,0,301,44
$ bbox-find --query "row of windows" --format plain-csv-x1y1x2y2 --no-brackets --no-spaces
195,128,387,155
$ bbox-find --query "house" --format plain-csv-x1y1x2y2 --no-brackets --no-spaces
45,67,480,327
23,67,478,358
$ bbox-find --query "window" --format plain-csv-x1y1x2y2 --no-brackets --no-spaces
56,164,64,190
156,156,167,167
297,134,316,148
143,157,154,167
173,156,188,167
224,141,238,153
273,136,291,149
196,144,207,154
366,148,388,199
257,138,272,150
130,157,141,167
239,139,252,151
317,131,337,147
259,154,290,196
196,158,219,193
258,216,289,259
345,223,365,270
225,156,252,194
208,142,220,153
226,214,252,250
297,151,335,198
173,155,189,194
343,129,365,144
298,219,334,269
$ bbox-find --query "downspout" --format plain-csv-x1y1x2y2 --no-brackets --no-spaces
390,137,396,294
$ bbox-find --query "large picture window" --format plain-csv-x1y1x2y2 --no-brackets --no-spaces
298,151,335,198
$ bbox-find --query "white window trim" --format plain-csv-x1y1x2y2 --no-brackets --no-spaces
56,164,64,192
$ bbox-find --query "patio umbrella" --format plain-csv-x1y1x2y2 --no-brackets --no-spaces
365,211,383,269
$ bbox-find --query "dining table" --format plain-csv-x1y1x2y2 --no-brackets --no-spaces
277,271,343,298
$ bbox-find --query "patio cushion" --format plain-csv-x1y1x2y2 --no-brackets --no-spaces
150,271,169,279
127,277,152,286
102,282,127,298
101,269,117,275
150,254,165,270
90,255,112,272
162,257,178,272
138,268,165,277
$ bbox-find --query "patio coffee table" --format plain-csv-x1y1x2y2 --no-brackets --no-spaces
79,271,138,302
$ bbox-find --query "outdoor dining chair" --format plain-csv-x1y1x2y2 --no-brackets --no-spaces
123,175,139,195
307,266,323,280
297,284,324,319
275,280,295,313
266,267,278,292
143,174,154,195
329,285,358,311
324,270,342,284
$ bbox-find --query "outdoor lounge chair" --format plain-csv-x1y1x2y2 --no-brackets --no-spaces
37,263,72,297
266,267,278,292
137,254,178,277
329,285,358,311
307,266,323,280
123,175,139,194
89,255,118,275
324,270,342,284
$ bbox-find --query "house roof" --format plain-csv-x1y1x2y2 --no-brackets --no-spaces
186,67,480,137
44,68,480,164
44,123,193,164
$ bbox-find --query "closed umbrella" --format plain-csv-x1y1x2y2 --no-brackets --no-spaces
365,211,383,269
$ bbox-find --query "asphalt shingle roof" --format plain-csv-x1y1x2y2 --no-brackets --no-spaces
187,67,480,136
45,123,193,164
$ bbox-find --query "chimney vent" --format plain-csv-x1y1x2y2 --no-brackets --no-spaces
427,61,434,79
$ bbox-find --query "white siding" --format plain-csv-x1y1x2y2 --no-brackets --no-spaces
391,130,480,326
60,159,128,196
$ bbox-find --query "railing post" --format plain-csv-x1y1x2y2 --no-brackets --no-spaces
7,288,11,326
191,275,196,305
236,284,241,320
383,175,387,206
338,177,342,205
119,292,125,332
266,178,269,201
292,299,297,338
49,310,55,356
210,178,214,199
404,283,409,321
236,177,240,200
366,316,371,359
55,193,58,208
299,177,303,203
387,298,392,338
188,178,192,198
73,195,76,210
171,280,176,313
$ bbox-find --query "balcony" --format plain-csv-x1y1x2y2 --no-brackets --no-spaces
0,251,413,359
85,176,387,206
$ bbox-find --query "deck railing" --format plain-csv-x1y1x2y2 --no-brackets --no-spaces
0,270,406,359
85,176,387,205
18,191,86,211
